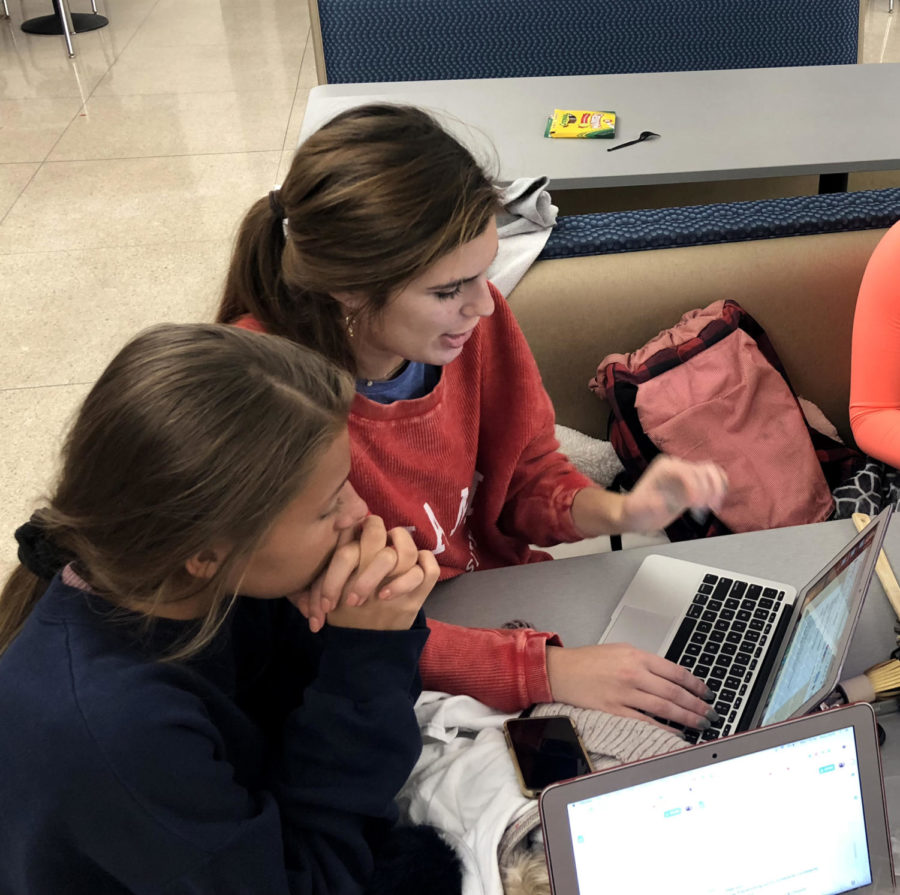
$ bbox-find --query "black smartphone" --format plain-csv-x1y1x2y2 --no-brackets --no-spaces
503,715,593,798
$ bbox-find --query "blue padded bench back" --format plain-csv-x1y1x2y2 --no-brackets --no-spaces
539,189,900,260
316,0,860,84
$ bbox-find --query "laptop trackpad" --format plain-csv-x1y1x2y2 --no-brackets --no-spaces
603,606,675,654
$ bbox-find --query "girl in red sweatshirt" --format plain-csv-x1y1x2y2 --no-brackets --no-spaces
218,103,725,731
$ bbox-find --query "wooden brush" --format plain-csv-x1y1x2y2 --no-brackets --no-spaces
840,659,900,704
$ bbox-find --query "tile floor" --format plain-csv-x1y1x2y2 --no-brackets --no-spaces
0,0,313,576
0,0,897,577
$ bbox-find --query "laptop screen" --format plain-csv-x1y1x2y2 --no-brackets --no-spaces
565,725,871,895
759,526,878,727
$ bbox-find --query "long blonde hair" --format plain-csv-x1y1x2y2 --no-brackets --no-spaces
218,103,501,375
0,323,354,659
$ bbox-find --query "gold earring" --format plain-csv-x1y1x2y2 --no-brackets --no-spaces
345,314,355,339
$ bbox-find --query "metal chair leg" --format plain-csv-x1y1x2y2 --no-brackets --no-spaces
2,0,10,20
54,0,76,57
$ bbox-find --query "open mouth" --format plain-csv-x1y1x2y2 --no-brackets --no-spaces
441,327,477,348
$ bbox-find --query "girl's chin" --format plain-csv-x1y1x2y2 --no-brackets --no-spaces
431,342,468,365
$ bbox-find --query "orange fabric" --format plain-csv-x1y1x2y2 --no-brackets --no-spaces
235,288,592,576
850,222,900,468
421,619,559,711
233,314,267,334
635,329,833,532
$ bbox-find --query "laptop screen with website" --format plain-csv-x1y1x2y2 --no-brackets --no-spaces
759,526,878,727
565,725,871,895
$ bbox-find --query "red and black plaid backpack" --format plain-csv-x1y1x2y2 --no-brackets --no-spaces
589,300,862,542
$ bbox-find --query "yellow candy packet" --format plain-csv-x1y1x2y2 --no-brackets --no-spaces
544,109,617,139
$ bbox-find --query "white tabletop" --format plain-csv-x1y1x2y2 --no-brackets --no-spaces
301,64,900,190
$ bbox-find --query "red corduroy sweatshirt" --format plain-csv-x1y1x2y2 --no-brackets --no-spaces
235,284,593,710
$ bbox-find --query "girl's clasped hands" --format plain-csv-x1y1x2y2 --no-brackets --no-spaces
292,515,438,633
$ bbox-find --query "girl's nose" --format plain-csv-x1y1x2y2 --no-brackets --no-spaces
461,277,495,319
335,482,368,530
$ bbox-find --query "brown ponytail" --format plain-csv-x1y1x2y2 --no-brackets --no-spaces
0,565,46,658
218,104,501,376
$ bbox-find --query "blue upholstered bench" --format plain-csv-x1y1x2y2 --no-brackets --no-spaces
309,0,862,84
540,188,900,259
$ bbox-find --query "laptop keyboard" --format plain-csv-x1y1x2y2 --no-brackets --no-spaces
663,573,788,744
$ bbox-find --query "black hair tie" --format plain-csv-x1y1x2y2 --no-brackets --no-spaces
14,514,68,580
268,189,284,220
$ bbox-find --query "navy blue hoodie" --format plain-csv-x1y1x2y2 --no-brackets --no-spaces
0,577,428,894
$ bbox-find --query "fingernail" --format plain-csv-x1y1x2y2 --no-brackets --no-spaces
690,508,710,525
706,708,722,723
346,593,359,607
696,718,712,730
703,688,715,702
379,588,391,600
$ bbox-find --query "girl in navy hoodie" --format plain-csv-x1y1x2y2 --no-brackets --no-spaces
0,323,458,895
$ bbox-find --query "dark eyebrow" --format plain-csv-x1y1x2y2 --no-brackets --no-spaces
323,476,349,507
428,276,470,291
427,247,500,292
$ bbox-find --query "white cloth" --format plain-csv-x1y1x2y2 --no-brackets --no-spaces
398,693,686,895
397,692,532,895
554,423,625,487
487,177,558,297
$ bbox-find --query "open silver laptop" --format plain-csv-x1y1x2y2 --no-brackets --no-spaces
599,508,892,742
540,703,895,895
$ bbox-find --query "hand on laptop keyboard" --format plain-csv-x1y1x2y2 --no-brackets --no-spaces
546,643,719,733
664,572,788,743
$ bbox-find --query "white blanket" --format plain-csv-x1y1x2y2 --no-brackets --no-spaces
397,692,531,895
398,693,686,895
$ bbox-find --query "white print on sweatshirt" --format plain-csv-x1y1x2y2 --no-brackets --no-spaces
420,472,484,568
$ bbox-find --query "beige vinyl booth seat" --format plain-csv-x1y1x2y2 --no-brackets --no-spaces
508,189,900,450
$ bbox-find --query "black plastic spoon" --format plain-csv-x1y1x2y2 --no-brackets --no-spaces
607,130,660,152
